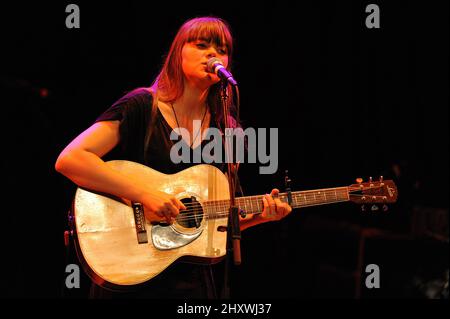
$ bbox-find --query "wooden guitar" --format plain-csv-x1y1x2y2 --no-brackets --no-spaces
71,160,398,290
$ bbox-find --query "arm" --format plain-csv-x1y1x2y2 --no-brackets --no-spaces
55,121,185,223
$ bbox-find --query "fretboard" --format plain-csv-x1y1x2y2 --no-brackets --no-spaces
203,187,350,219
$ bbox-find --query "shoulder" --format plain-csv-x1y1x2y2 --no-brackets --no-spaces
116,87,154,105
112,87,154,117
96,87,154,123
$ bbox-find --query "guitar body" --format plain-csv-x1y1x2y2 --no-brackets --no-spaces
72,160,230,291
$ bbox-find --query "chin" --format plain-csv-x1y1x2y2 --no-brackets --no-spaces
205,73,220,84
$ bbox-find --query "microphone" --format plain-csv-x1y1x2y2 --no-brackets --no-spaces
206,57,238,86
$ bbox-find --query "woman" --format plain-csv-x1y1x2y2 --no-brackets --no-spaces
55,16,292,298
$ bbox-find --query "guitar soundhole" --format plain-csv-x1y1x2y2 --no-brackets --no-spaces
177,197,204,229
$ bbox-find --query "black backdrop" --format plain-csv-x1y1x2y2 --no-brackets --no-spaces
0,0,448,299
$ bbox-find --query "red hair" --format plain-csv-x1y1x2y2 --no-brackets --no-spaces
151,16,234,102
144,17,239,165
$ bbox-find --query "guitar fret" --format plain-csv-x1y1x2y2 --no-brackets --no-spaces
287,188,350,209
204,187,352,220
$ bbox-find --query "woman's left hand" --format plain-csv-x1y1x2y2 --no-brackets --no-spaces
260,188,292,221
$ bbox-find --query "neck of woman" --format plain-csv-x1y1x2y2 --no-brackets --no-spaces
172,81,210,119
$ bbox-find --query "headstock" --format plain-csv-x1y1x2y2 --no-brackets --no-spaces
349,176,398,212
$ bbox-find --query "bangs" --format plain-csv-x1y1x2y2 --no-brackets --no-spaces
184,18,233,54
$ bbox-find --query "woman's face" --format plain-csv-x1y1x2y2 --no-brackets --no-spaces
181,39,229,87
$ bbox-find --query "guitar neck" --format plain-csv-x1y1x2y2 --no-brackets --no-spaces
205,187,350,219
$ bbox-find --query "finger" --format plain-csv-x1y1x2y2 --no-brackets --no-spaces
272,198,284,219
285,203,292,214
278,202,292,217
153,207,168,223
145,207,162,223
161,208,172,224
270,188,280,197
274,198,284,212
265,194,275,206
265,194,276,217
155,208,166,218
171,197,187,211
262,196,269,217
164,202,179,219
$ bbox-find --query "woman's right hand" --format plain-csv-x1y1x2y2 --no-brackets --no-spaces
140,190,186,224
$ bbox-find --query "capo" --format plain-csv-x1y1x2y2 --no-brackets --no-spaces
285,170,292,206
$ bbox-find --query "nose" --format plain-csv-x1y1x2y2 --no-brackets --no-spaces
206,47,218,59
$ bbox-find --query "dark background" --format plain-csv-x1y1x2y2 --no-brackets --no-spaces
0,0,448,298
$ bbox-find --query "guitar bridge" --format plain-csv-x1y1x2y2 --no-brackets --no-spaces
132,202,148,244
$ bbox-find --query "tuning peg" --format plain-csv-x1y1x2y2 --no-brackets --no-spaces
369,176,373,183
371,205,379,212
379,176,384,182
382,204,389,212
361,205,366,212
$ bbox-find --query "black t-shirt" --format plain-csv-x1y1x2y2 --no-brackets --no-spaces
96,87,227,174
91,88,228,298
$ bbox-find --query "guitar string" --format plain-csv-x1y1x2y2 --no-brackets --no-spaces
162,199,354,223
156,191,383,217
160,195,377,223
135,184,387,223
153,191,350,214
168,187,383,211
172,186,384,209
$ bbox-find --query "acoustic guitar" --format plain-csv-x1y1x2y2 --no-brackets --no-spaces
70,160,398,290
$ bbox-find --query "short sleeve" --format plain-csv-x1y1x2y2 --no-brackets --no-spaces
95,88,153,163
95,88,152,123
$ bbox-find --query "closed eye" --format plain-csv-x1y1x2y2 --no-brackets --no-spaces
194,42,227,55
196,43,207,49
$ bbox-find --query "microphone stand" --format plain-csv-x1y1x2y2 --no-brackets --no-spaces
219,80,241,299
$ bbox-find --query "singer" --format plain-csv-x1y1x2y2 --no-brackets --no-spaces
55,16,292,299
